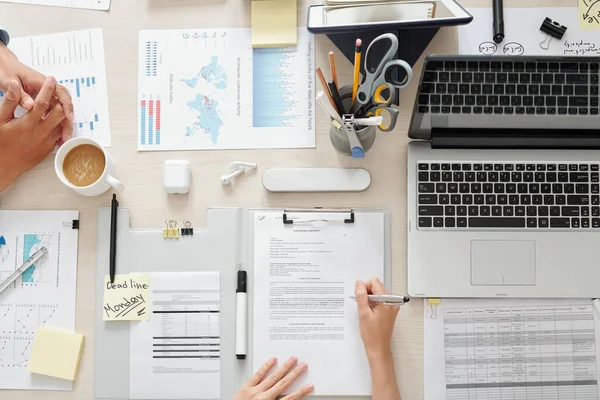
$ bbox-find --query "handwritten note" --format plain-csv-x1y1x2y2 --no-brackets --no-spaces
580,0,600,29
103,274,150,321
459,7,600,57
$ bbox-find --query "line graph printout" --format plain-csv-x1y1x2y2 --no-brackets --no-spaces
425,298,600,400
137,28,314,151
0,211,78,391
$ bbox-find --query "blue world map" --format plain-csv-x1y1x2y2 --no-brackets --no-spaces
181,56,227,144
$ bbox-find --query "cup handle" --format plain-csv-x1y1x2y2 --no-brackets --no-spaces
105,175,125,192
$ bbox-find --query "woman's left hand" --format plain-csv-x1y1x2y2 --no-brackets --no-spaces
233,356,314,400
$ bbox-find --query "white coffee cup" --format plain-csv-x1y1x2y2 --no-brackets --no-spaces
55,137,124,196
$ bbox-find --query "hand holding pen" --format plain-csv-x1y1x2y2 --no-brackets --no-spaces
354,279,401,358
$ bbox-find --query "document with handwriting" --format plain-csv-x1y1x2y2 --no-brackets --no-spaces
129,272,220,399
253,211,385,396
459,7,600,57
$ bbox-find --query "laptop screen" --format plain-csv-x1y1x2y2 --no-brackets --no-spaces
408,56,600,141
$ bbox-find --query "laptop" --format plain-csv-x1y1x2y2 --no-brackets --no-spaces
407,55,600,298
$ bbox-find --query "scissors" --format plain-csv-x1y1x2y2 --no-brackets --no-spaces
365,105,399,132
355,33,413,106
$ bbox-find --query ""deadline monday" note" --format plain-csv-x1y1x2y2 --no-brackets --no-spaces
103,274,150,321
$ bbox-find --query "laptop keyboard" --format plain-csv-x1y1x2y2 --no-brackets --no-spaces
417,60,599,116
417,162,600,229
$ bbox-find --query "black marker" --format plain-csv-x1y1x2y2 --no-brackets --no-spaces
493,0,504,44
235,270,247,360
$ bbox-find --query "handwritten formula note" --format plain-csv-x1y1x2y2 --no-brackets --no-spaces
460,7,600,57
103,274,150,321
580,0,600,29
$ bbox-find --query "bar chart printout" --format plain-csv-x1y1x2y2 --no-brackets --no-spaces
424,298,600,400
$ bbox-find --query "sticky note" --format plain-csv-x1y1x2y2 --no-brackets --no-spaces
251,0,297,48
580,0,600,29
103,274,150,321
28,327,84,381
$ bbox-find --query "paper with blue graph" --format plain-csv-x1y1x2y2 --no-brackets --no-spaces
6,28,111,146
0,210,79,391
137,28,315,150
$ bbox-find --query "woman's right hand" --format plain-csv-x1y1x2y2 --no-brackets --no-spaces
354,278,400,361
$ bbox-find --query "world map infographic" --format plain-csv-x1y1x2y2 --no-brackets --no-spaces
180,56,227,145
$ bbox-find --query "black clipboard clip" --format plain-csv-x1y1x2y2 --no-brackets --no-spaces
282,208,355,225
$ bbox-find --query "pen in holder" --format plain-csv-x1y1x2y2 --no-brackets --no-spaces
329,85,377,158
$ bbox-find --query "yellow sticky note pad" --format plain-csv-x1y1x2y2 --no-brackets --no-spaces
28,327,84,381
580,0,600,29
251,0,297,48
103,274,150,321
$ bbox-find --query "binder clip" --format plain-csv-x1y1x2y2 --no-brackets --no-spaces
539,17,567,50
181,221,194,236
428,298,440,319
63,220,80,229
163,220,179,239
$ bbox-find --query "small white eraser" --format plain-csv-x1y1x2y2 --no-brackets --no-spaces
164,160,191,194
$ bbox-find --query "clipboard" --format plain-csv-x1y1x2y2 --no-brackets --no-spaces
94,207,391,400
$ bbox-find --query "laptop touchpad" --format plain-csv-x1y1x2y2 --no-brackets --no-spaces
471,240,536,286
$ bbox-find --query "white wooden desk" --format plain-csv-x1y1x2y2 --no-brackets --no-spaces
0,0,570,398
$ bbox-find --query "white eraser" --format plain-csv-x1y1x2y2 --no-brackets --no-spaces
164,160,191,194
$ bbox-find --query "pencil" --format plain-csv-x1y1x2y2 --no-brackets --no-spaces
316,67,337,111
328,51,338,88
351,38,362,103
328,80,345,115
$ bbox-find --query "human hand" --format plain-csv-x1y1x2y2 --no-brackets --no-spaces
354,278,400,361
0,78,66,191
0,44,73,143
233,357,314,400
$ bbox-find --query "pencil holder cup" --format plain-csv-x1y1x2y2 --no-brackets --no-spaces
329,85,377,157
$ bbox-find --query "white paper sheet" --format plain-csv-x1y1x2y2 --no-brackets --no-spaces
0,210,79,391
424,298,600,400
253,211,385,396
0,0,110,10
130,272,221,400
137,28,315,151
459,7,600,57
5,29,111,146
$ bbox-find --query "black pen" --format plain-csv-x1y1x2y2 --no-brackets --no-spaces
492,0,504,44
109,193,118,284
328,80,346,115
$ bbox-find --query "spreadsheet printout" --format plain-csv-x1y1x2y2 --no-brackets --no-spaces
424,298,600,400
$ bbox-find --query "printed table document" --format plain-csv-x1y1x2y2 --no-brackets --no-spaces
253,211,385,396
130,272,221,399
6,29,111,146
0,210,79,390
137,28,314,151
425,298,600,400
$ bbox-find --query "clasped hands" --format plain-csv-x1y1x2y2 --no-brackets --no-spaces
0,44,74,191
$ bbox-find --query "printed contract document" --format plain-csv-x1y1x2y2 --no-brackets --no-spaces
253,211,385,396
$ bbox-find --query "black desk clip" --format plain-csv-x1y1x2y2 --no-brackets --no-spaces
282,208,355,225
540,17,567,50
